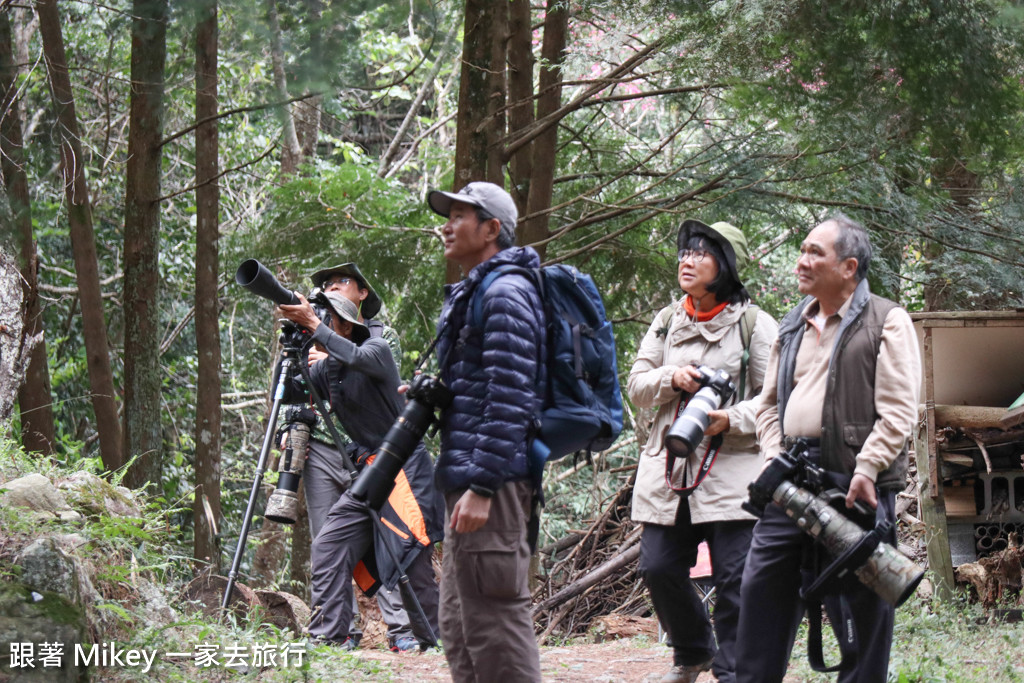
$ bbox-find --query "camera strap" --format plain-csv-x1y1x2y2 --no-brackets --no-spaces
296,341,359,475
664,394,724,497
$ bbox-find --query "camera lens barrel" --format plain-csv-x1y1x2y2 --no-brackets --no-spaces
265,472,301,524
350,398,436,510
665,386,722,456
774,481,924,607
264,420,311,525
236,259,300,306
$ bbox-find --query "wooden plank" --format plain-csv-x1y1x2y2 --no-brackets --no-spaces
915,425,956,599
934,405,1011,430
915,319,1024,329
1001,404,1024,429
910,310,1024,323
924,327,939,499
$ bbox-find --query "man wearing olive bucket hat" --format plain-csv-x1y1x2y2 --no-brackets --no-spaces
302,264,423,651
277,289,444,652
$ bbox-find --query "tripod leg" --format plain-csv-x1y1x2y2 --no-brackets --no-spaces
370,515,438,649
222,357,293,610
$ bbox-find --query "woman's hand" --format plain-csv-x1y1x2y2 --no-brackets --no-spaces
671,364,702,394
705,409,730,436
276,292,321,332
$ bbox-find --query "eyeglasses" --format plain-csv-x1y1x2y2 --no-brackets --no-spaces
325,276,354,288
677,249,710,264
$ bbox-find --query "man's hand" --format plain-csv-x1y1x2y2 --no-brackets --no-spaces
671,364,702,394
307,345,327,365
846,473,878,510
450,489,492,533
705,409,731,436
276,292,321,332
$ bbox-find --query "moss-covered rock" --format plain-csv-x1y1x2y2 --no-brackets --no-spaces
57,472,140,519
0,582,88,682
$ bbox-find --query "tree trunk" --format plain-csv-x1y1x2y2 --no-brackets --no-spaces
0,248,24,423
267,0,302,176
254,0,323,584
36,0,123,471
289,483,311,600
518,0,568,260
193,0,222,572
450,0,509,284
0,10,55,454
506,0,534,215
454,0,507,187
293,0,323,165
924,156,979,310
122,0,168,490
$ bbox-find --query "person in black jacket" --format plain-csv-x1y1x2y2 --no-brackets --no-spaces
428,182,545,682
300,263,418,651
277,291,444,651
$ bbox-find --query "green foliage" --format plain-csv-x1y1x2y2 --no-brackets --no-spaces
782,591,1024,682
9,0,1024,602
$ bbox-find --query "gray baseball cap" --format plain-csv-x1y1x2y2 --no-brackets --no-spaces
322,292,370,344
427,182,518,234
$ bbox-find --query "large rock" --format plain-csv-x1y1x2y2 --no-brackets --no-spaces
1,473,74,519
57,471,141,518
136,579,178,628
0,583,88,683
15,538,95,608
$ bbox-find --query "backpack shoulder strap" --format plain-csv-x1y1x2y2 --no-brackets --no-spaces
470,264,538,327
738,305,759,399
654,305,674,338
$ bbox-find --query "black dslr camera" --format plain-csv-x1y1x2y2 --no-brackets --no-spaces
350,374,453,511
664,365,735,457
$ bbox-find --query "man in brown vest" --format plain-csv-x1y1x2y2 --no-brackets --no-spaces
735,214,920,683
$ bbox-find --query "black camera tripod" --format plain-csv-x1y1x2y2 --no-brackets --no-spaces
221,323,307,610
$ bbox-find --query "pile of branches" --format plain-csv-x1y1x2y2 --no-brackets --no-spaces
531,472,648,644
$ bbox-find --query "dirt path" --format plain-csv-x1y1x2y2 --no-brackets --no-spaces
354,639,716,682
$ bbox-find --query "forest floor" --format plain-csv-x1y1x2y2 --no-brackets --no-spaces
314,636,823,682
341,638,714,682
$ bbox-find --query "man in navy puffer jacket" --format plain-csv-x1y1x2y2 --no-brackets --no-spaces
428,182,545,682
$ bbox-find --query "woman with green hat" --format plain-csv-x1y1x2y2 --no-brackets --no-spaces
627,219,779,683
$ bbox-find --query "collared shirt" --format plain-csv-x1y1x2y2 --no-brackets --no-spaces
756,291,921,482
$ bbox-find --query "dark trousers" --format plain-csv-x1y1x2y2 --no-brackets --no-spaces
735,485,897,683
307,489,438,645
439,481,541,683
305,440,421,645
639,504,754,683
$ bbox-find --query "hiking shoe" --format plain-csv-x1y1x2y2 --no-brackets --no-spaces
660,657,713,683
390,636,420,653
309,636,358,651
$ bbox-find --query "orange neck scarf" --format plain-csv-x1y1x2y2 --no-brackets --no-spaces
683,295,728,321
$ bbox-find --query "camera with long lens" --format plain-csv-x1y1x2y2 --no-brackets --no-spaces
265,406,318,524
742,439,925,607
236,258,300,306
350,374,453,511
664,365,736,457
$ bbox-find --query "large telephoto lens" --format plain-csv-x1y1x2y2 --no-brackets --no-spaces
664,386,723,457
235,259,300,306
350,398,436,510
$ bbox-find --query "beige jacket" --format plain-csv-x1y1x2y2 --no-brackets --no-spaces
628,301,778,525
